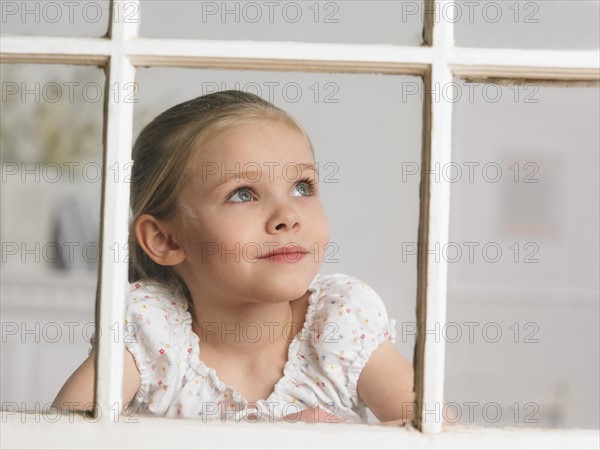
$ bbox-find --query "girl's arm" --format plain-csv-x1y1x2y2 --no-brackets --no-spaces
52,348,141,413
357,339,416,425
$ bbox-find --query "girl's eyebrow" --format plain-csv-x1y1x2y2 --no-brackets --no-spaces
210,163,317,191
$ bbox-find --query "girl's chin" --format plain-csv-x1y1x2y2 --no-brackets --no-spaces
254,275,315,297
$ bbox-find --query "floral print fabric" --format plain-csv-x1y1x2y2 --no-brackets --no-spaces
123,273,397,423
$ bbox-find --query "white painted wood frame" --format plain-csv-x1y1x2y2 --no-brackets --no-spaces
1,0,599,448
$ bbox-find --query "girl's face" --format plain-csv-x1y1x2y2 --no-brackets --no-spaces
174,119,330,304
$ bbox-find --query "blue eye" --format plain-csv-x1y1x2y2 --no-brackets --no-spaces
228,188,254,203
293,177,318,196
227,177,317,203
292,180,313,197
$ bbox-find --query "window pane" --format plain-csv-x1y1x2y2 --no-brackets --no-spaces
1,64,104,411
0,0,110,37
132,68,421,423
139,0,423,45
444,79,599,428
454,0,599,50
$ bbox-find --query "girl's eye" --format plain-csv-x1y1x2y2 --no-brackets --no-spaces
228,188,254,203
292,179,317,197
227,177,317,203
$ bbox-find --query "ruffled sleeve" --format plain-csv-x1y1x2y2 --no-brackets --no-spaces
310,273,397,409
124,280,192,411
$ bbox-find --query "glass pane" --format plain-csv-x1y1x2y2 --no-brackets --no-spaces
454,0,600,50
139,0,423,45
130,68,422,423
0,0,110,37
444,79,599,428
1,64,104,411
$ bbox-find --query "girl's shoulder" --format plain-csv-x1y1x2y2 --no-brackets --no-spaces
124,279,192,353
308,272,396,348
127,279,187,310
124,280,193,406
305,273,397,405
310,272,393,327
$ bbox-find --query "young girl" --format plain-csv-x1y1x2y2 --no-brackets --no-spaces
54,90,415,425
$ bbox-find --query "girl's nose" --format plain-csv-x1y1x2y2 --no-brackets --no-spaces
266,204,301,234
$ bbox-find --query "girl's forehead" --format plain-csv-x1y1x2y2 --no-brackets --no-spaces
182,119,315,194
191,121,313,167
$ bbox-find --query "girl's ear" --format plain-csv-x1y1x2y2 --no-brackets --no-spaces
134,214,186,266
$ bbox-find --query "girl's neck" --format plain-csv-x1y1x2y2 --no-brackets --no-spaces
189,290,310,361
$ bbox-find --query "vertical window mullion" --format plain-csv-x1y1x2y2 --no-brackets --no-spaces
94,0,139,422
415,0,455,434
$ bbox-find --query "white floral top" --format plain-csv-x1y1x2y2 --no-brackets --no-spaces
123,272,397,423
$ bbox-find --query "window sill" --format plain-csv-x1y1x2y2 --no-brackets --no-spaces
1,412,598,449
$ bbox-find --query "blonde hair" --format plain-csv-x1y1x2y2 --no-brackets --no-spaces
128,90,312,301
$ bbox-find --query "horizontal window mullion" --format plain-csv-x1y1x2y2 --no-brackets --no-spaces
451,48,600,81
0,36,111,64
124,39,433,73
2,37,598,80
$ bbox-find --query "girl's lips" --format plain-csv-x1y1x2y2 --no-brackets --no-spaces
259,245,309,262
259,252,307,263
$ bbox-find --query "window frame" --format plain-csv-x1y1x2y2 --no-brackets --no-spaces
1,0,598,446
